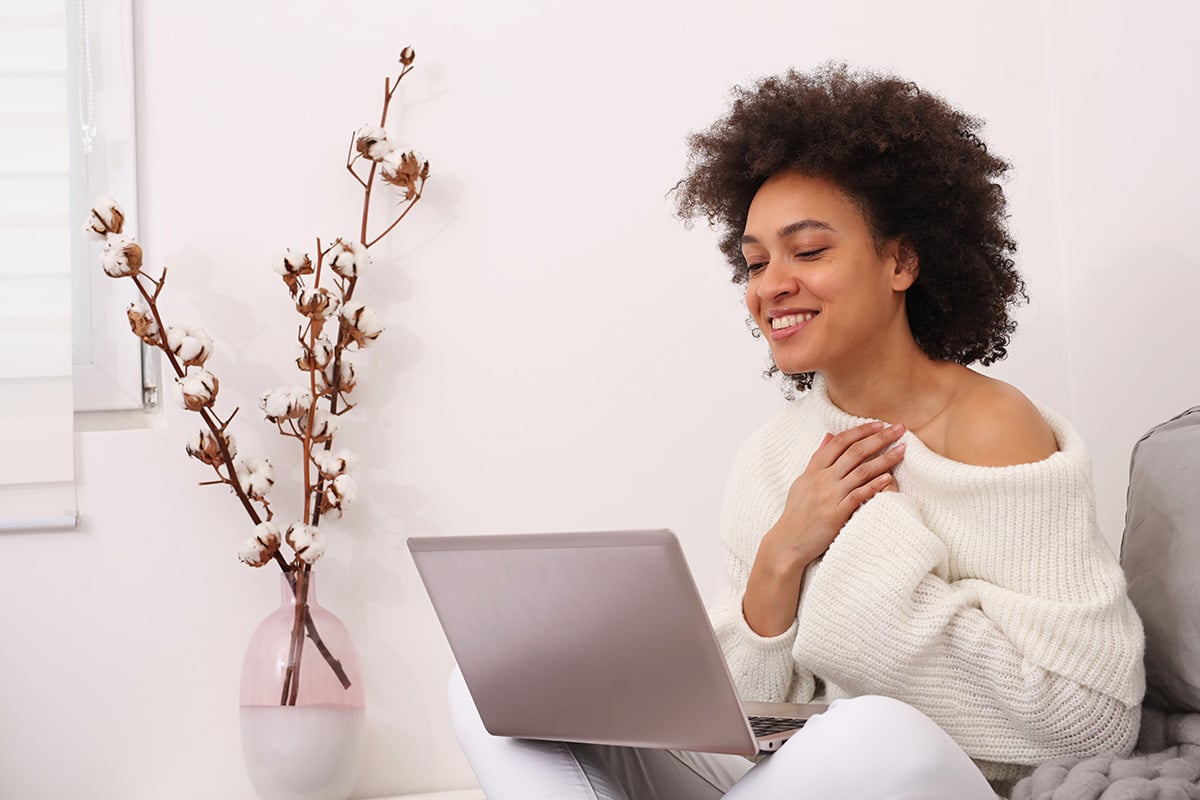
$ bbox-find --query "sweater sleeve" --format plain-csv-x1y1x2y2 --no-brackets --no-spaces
795,487,1145,767
707,417,817,704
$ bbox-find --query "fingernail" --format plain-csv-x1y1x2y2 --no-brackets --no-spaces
871,421,885,430
888,423,905,434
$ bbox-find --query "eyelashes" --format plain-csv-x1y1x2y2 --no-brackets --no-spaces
743,248,830,275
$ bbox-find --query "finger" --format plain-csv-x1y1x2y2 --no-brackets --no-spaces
831,423,906,478
842,442,905,489
838,472,895,515
813,422,887,467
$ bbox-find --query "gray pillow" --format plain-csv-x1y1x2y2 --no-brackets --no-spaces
1122,406,1200,713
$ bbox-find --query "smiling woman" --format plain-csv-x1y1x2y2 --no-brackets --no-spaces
678,65,1025,397
673,63,1141,796
740,173,918,381
446,62,1145,800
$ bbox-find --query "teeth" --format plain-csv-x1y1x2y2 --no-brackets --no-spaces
770,312,816,330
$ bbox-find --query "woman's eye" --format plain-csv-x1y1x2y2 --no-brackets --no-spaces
745,262,767,274
797,247,828,259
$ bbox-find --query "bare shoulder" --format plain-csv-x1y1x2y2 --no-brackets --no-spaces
941,374,1058,467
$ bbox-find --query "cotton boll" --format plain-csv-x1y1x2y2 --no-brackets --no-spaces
96,196,123,230
285,522,325,564
322,359,357,394
314,450,352,478
323,473,358,517
290,387,314,415
185,428,236,466
259,386,312,422
126,299,160,344
85,197,125,238
297,335,335,371
296,287,339,320
332,474,357,504
239,521,281,567
274,249,312,296
380,150,423,199
166,326,213,367
174,370,219,410
366,139,391,161
259,389,291,421
297,534,325,564
234,457,275,501
380,149,404,173
303,408,339,442
100,235,143,277
327,239,369,279
276,249,312,275
238,537,269,567
354,126,390,161
339,302,383,349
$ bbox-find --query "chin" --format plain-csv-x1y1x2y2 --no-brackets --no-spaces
768,352,815,377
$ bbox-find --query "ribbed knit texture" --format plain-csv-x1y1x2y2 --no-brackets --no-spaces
709,375,1146,787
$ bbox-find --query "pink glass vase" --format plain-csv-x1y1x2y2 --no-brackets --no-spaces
240,571,366,800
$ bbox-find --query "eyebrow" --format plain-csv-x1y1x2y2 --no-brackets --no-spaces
740,219,837,246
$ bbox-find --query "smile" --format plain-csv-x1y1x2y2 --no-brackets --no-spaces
770,312,818,330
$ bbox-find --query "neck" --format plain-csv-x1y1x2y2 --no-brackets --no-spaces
820,341,951,427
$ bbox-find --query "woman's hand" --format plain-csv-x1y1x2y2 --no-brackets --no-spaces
742,421,906,636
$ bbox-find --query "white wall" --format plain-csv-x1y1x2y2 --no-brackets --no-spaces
1042,0,1200,551
2,1,1193,797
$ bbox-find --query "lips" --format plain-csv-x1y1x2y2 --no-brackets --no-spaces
765,309,818,341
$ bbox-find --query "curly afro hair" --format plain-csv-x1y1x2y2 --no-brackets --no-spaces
674,63,1026,391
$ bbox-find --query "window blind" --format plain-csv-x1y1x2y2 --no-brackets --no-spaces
0,1,77,530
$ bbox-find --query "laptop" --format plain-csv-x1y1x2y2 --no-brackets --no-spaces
407,528,827,755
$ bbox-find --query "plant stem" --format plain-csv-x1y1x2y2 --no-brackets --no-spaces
365,190,423,249
280,566,311,705
133,274,264,528
358,64,410,247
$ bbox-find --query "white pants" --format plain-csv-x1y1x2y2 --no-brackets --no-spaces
448,669,997,800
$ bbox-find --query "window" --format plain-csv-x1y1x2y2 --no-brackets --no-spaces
0,0,140,529
69,0,149,413
0,0,76,528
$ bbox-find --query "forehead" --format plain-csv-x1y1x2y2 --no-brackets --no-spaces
743,172,866,237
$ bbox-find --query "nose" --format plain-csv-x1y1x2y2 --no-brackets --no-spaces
754,258,798,303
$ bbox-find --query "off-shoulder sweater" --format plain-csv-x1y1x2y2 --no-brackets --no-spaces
709,375,1145,787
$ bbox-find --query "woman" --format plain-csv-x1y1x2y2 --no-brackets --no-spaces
449,63,1145,799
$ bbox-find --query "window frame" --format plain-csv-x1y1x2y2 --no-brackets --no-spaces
69,0,155,414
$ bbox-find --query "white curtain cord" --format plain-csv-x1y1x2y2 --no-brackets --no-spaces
77,0,96,154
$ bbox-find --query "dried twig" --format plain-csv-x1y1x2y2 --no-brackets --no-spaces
84,48,429,704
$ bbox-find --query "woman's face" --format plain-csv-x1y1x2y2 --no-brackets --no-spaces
740,171,915,377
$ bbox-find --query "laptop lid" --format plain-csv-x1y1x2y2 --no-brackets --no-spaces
408,529,764,755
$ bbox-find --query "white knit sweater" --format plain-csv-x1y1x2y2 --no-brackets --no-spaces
709,375,1145,785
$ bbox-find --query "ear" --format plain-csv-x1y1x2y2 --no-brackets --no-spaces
889,238,919,292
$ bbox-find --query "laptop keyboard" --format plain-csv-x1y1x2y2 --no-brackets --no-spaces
749,715,806,736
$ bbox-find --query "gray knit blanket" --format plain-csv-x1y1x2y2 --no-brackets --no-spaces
1012,708,1200,800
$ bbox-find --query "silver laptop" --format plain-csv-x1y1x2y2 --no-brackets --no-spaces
407,528,826,755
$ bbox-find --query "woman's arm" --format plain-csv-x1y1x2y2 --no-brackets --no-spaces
708,418,905,702
794,486,1145,765
743,422,907,635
